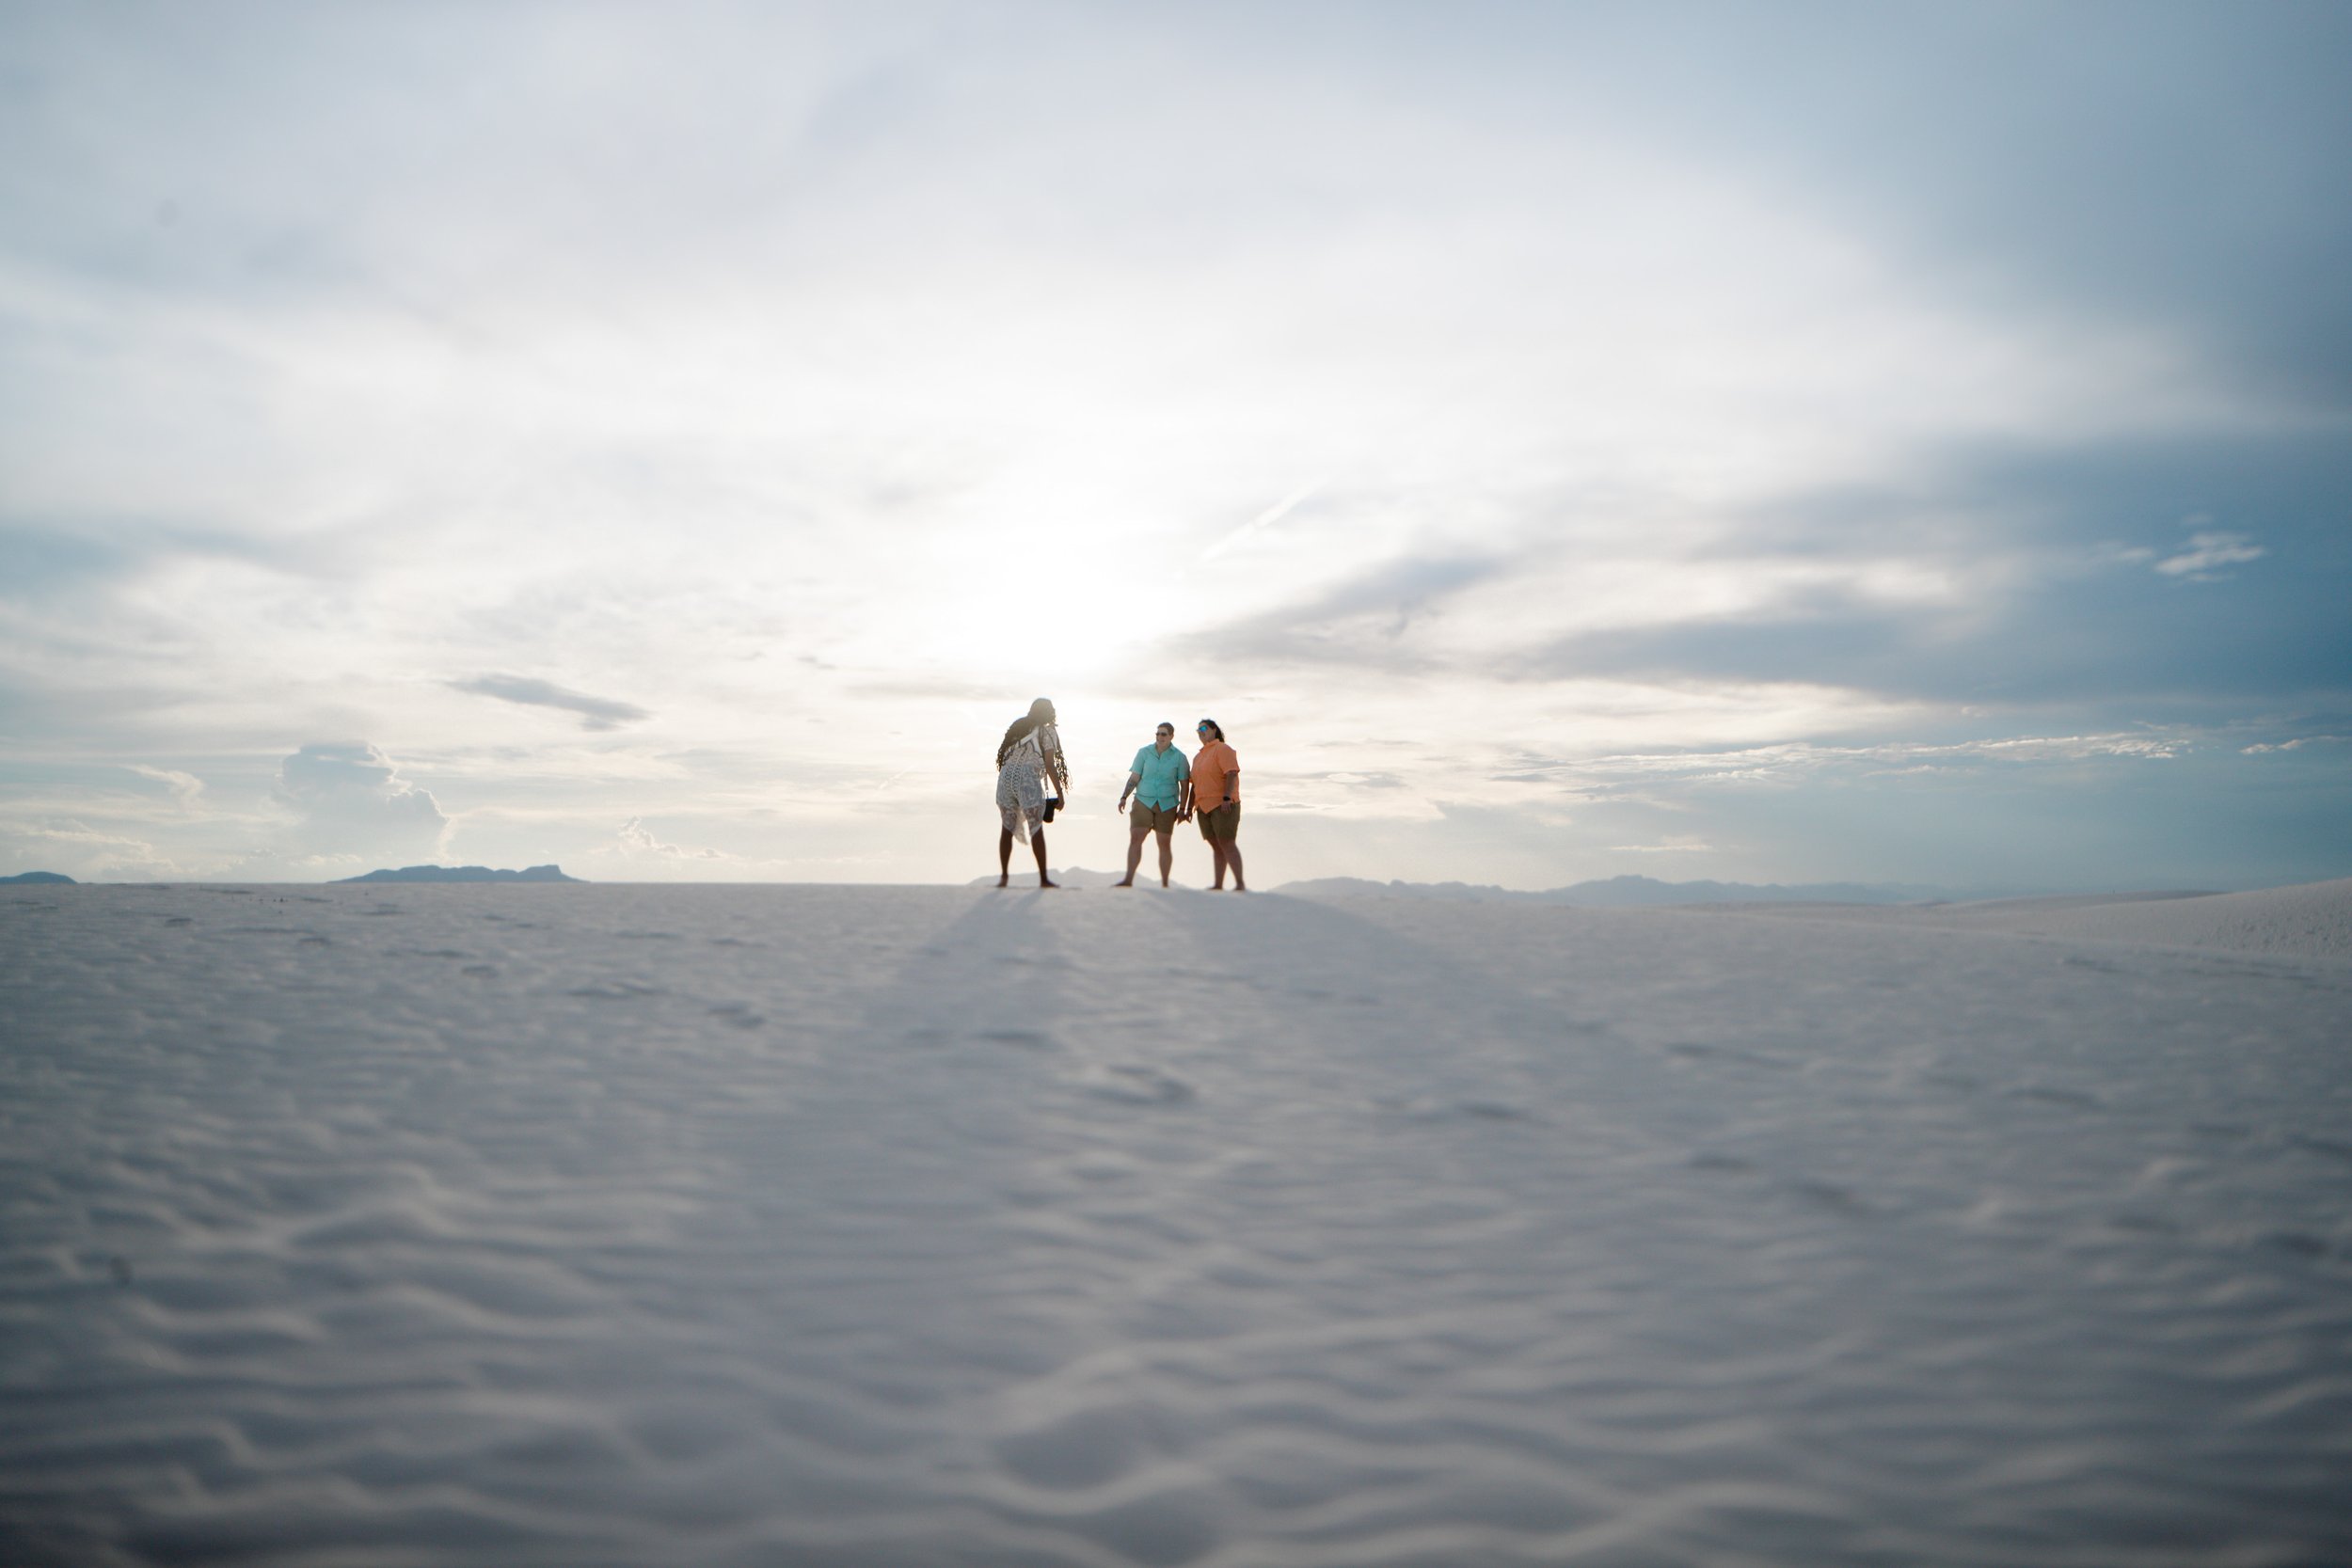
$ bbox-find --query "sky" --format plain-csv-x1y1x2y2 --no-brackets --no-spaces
3,1,2348,890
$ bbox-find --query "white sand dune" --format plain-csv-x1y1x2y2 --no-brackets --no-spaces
1710,877,2352,965
4,881,2350,1565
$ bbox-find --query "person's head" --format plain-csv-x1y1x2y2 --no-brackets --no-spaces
1153,721,1174,751
1197,718,1224,743
997,697,1057,768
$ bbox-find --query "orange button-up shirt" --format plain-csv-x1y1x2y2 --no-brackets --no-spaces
1192,739,1238,811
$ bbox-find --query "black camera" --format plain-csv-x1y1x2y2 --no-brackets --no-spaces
1041,795,1062,823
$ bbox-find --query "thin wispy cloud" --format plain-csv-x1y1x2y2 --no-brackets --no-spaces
2155,531,2266,580
124,765,204,807
1202,476,1332,561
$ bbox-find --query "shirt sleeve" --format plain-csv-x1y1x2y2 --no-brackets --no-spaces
1174,751,1191,779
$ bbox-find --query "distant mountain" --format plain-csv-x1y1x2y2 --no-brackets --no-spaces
1,870,75,885
1277,874,1967,907
335,863,583,884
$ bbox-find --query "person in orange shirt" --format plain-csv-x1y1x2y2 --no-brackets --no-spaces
1186,718,1246,893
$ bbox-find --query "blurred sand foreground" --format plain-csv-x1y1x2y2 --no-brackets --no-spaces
3,879,2348,1566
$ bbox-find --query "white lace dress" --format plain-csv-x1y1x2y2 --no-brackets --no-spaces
995,722,1063,839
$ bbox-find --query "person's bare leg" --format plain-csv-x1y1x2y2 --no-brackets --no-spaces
1117,818,1147,886
997,829,1013,888
1156,828,1173,887
1227,841,1246,893
1031,830,1056,888
1209,840,1227,891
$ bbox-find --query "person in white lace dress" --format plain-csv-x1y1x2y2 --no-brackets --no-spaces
994,697,1070,888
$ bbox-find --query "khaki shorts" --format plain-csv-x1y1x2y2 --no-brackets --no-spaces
1131,802,1180,833
1197,802,1240,842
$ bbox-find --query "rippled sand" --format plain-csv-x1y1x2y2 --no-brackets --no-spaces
4,882,2349,1565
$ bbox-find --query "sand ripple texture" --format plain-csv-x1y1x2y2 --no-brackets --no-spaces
4,883,2350,1566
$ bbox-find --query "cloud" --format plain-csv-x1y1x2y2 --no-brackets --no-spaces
2242,734,2348,754
1201,475,1332,561
1177,553,1505,672
2,818,175,879
1501,732,2192,797
276,742,448,859
2154,531,2265,580
124,764,204,807
1511,428,2350,709
0,519,331,601
614,816,726,860
1509,5,2352,402
450,674,652,731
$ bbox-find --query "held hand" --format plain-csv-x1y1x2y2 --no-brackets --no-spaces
1117,797,1128,814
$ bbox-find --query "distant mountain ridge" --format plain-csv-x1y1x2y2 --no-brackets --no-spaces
1,870,75,884
335,864,583,884
1277,874,1968,906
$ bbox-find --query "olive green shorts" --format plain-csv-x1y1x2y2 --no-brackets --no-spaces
1197,802,1240,842
1131,802,1180,833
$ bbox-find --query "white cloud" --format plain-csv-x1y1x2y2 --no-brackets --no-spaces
1502,731,2192,796
275,742,449,862
125,764,204,807
2,818,176,879
2154,531,2265,579
613,816,727,861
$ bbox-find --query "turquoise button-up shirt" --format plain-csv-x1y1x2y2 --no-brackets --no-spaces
1129,743,1192,811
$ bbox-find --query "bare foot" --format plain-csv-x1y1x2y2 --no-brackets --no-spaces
1113,879,1134,888
995,875,1009,888
1040,878,1059,889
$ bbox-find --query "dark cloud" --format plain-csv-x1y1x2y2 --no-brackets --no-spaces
451,674,651,731
1520,429,2352,709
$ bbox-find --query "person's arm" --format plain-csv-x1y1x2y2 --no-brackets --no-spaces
1118,769,1139,812
1043,727,1070,797
1227,768,1239,806
1178,775,1193,819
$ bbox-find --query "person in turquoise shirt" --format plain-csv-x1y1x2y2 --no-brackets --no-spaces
1114,721,1193,888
